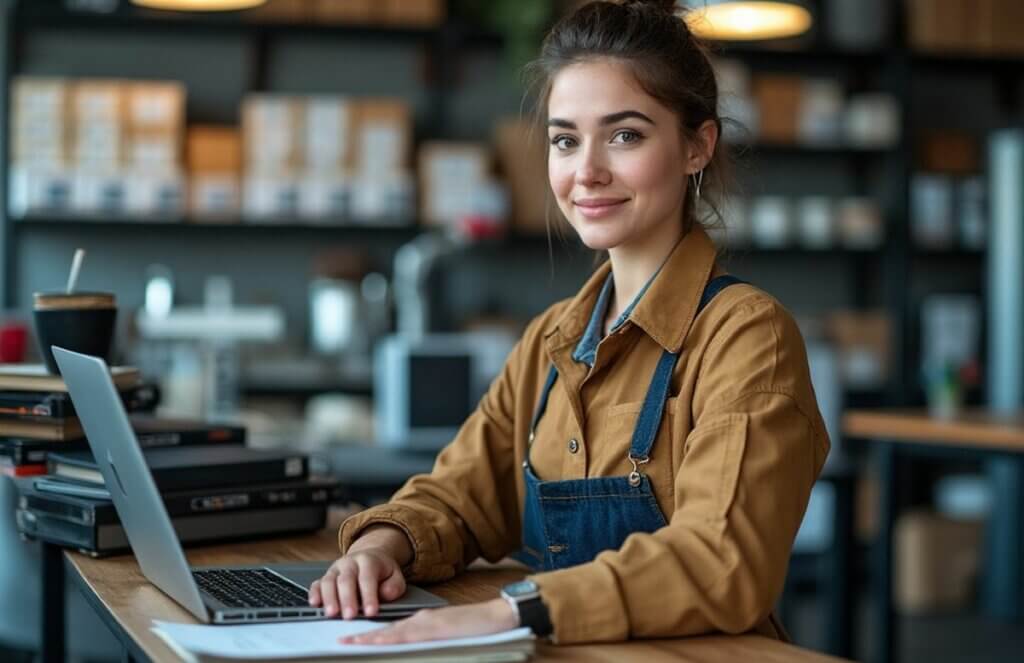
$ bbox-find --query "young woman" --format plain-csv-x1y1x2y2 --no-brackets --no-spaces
310,0,830,645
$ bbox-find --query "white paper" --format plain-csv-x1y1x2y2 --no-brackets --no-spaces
151,620,533,660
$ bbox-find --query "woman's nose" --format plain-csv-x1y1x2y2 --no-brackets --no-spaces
575,147,611,187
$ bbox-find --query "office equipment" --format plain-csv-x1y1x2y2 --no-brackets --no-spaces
25,476,343,521
17,502,327,557
0,417,245,467
51,347,447,623
47,445,307,491
0,382,158,420
374,332,515,450
151,619,534,661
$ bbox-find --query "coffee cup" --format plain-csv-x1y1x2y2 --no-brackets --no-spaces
33,292,117,374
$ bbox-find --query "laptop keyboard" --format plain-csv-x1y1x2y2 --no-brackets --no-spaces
193,569,311,609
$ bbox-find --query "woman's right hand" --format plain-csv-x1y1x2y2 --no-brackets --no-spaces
308,525,412,619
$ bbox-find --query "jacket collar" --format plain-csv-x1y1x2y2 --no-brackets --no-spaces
547,224,717,354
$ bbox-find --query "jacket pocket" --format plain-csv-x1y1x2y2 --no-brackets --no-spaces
682,413,748,521
602,398,678,504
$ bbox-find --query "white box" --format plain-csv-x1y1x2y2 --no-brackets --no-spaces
8,166,73,217
70,170,128,214
298,175,352,220
305,97,352,172
242,175,301,220
190,175,241,218
124,172,185,216
349,171,415,224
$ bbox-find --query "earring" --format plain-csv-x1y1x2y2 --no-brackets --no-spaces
691,169,704,201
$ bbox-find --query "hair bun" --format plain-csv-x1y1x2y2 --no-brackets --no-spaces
620,0,679,14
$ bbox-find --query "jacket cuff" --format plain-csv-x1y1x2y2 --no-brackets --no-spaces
529,563,629,644
337,504,447,582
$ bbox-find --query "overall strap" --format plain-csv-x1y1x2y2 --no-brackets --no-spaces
528,365,559,444
627,274,747,462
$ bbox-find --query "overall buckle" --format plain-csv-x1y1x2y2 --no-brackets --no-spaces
627,454,650,487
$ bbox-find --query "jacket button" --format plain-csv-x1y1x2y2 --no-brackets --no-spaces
568,438,579,454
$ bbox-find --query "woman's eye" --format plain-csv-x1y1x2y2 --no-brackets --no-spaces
550,135,577,150
612,130,642,144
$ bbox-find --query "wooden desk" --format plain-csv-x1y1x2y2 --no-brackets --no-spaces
844,408,1024,663
64,528,847,663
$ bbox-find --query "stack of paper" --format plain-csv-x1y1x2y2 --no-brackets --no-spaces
152,620,535,662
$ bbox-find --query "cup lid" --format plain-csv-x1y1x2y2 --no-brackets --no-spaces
34,292,116,310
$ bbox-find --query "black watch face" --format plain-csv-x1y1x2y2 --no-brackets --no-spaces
503,580,539,598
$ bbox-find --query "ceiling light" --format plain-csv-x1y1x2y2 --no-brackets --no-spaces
130,0,267,11
682,1,813,41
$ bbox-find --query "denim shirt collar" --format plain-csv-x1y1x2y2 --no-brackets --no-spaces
571,268,658,367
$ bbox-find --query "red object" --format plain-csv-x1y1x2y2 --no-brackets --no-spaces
1,463,47,477
0,322,28,363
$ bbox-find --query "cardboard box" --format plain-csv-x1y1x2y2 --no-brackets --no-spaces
825,310,890,388
190,174,241,219
7,165,73,217
12,77,68,118
129,130,181,172
751,75,803,144
124,171,185,216
895,510,982,614
351,99,412,175
304,97,353,173
298,174,352,220
990,0,1024,55
242,95,305,173
72,80,125,122
418,142,490,227
70,170,128,214
242,174,301,220
917,131,979,174
245,0,311,22
349,171,415,224
187,125,243,175
380,0,444,26
128,82,185,132
310,0,373,23
493,118,558,235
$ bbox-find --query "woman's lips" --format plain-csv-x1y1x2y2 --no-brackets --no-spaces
574,199,629,219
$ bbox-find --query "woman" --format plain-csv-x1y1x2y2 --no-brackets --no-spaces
310,0,830,645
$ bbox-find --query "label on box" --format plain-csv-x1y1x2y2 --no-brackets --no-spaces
8,167,73,217
191,176,241,216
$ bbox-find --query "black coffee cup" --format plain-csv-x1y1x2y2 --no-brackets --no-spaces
33,292,117,374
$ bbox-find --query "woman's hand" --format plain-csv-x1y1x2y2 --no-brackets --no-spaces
339,599,520,645
308,525,413,619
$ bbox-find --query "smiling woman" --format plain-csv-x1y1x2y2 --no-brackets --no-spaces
314,0,829,649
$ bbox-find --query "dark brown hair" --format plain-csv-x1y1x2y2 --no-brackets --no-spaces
524,0,731,241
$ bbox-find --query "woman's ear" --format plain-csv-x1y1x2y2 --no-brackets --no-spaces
687,119,719,174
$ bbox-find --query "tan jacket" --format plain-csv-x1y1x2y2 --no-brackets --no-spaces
339,225,830,644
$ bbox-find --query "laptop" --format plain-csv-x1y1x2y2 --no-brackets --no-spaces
52,346,448,624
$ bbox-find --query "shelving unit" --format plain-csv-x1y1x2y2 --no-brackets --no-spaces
1,0,1019,406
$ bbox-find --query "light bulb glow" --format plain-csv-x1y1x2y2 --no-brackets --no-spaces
685,2,812,41
131,0,267,11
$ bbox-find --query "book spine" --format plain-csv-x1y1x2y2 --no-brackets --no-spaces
134,428,245,449
153,456,308,492
24,505,328,555
1,462,47,477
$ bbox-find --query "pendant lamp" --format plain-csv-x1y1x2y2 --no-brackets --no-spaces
130,0,267,11
682,1,812,41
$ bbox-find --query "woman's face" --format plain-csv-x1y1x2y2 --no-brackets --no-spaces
546,59,693,253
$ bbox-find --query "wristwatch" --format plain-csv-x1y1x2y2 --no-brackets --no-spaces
500,580,553,637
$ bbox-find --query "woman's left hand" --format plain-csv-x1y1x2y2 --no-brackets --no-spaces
339,598,519,645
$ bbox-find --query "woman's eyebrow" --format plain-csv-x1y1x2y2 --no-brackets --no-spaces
547,110,655,129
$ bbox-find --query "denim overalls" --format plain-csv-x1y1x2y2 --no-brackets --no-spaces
516,275,745,571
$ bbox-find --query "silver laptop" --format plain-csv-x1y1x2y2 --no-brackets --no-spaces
53,346,447,624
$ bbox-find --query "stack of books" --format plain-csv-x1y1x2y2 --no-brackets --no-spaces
0,363,155,477
3,364,343,556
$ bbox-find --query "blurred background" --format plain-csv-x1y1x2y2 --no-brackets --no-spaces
0,1,1023,662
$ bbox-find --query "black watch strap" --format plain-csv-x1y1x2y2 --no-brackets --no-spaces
518,597,554,638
